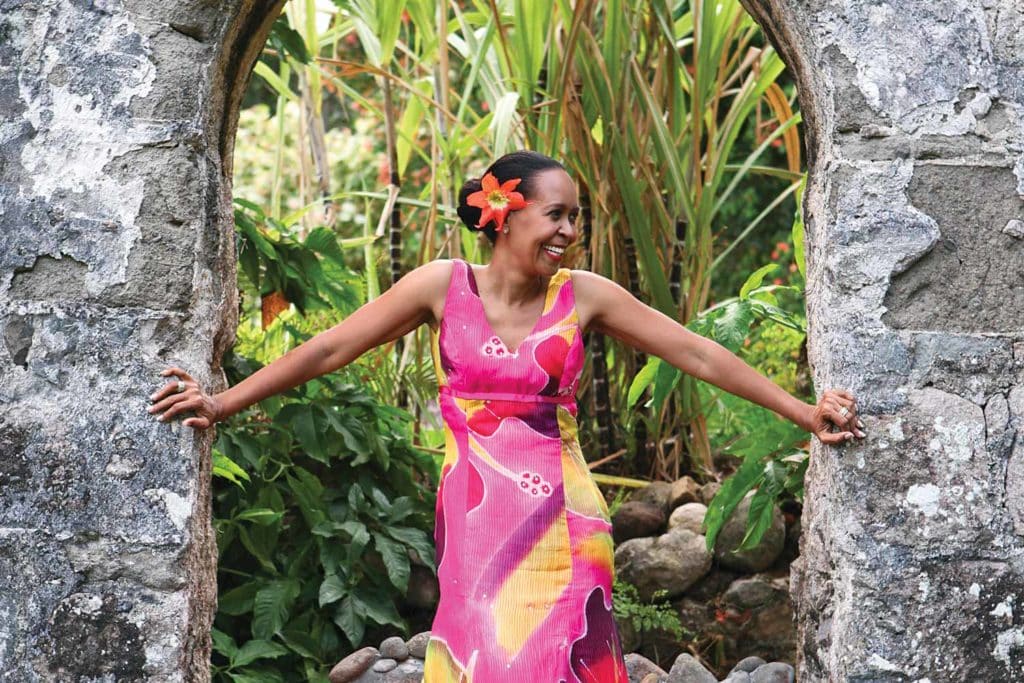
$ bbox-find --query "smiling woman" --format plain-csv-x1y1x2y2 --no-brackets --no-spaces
148,149,864,683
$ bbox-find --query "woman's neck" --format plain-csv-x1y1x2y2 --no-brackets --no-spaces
476,251,546,307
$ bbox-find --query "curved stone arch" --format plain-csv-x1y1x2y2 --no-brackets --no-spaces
1,1,1022,681
744,2,1024,681
0,2,284,680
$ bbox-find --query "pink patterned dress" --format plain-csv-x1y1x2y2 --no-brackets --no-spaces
423,259,628,682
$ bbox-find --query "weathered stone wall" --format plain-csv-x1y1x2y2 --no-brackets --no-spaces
0,1,282,680
741,1,1024,680
2,0,1022,681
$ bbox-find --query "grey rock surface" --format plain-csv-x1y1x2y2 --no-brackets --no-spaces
667,501,708,535
612,500,668,542
740,0,1024,680
378,635,409,661
730,656,767,674
0,0,285,679
664,652,717,683
749,662,795,683
615,527,713,600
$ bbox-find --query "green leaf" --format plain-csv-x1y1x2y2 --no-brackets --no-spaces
627,356,659,409
352,586,405,630
211,628,238,659
252,579,300,640
650,360,682,412
712,301,755,352
268,16,311,64
285,467,327,529
279,629,322,661
236,526,276,573
703,455,765,552
232,639,289,668
218,582,259,617
397,78,431,176
490,92,520,157
372,531,411,593
319,574,347,607
253,62,297,103
792,173,808,279
281,403,329,465
385,525,437,573
228,669,285,683
739,264,779,299
736,487,776,552
346,524,371,568
212,451,250,488
347,483,367,512
369,487,392,514
333,595,364,648
386,496,414,524
235,508,284,525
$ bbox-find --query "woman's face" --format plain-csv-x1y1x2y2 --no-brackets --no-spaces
502,168,580,273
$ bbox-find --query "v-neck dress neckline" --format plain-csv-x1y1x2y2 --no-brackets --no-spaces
464,262,557,356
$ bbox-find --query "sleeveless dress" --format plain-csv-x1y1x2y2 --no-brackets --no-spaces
422,259,629,682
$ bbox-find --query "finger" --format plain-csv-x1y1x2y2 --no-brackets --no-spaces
148,392,189,414
150,378,191,403
819,429,855,445
824,406,852,428
831,400,857,425
827,390,857,415
161,397,199,421
160,366,195,382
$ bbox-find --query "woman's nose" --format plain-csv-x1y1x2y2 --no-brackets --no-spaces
560,219,577,242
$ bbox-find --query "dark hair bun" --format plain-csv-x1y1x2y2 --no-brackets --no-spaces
457,177,499,244
457,177,485,230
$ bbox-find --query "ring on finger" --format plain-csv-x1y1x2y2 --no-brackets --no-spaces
838,405,849,417
175,380,186,393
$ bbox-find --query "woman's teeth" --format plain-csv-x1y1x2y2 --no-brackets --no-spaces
543,245,565,257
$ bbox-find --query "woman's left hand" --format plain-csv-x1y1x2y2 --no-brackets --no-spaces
806,389,866,445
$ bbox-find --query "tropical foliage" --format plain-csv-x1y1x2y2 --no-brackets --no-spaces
213,0,815,678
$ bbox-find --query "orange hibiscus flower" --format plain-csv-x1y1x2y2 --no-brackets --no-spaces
466,172,529,232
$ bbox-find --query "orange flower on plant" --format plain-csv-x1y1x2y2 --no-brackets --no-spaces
465,172,529,232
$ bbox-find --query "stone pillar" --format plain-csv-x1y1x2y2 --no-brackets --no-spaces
0,1,282,679
741,0,1024,680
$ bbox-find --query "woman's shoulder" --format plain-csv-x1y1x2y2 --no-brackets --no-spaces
566,268,617,295
391,259,458,302
408,258,458,282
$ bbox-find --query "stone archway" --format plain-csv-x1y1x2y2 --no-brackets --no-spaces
1,1,1021,681
742,2,1024,680
0,1,283,679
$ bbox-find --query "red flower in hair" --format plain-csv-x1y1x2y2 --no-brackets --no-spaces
466,172,529,232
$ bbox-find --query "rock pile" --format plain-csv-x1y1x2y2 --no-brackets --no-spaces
328,633,797,682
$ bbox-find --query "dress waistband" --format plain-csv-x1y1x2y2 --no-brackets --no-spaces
439,385,576,404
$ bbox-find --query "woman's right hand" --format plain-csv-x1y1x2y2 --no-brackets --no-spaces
806,388,866,445
146,366,224,430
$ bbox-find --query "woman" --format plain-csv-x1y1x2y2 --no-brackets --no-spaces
147,150,865,681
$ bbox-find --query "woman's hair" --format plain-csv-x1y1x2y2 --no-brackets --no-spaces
456,150,566,244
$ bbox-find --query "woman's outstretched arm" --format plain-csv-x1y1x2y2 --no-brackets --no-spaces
148,259,453,429
570,269,866,445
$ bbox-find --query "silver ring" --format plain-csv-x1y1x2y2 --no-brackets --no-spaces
175,380,186,393
839,405,849,417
